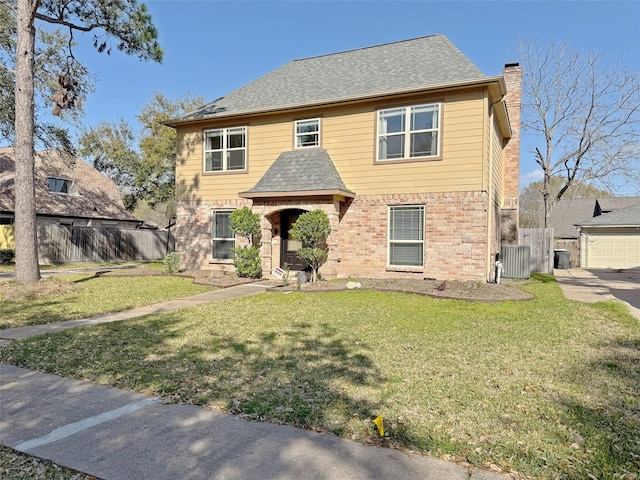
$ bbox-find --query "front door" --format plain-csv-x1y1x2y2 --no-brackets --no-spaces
281,210,308,271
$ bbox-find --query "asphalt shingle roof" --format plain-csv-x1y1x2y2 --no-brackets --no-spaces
0,147,137,222
178,35,486,122
549,198,599,238
240,148,354,197
548,197,640,237
577,201,640,227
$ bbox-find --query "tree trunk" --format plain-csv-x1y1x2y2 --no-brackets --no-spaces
14,0,40,284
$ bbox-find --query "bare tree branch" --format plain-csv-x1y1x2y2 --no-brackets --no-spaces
518,38,640,227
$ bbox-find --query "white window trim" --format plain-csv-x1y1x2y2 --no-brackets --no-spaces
376,103,441,161
47,177,78,195
294,118,320,149
203,127,247,172
387,205,425,268
211,209,235,261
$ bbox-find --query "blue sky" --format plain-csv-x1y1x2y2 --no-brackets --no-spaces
27,1,640,193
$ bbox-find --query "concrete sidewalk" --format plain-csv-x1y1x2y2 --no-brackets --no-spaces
554,267,640,319
0,364,507,480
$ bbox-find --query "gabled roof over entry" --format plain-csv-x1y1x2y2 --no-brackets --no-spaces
239,148,354,199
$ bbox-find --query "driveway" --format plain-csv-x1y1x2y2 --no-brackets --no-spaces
554,267,640,319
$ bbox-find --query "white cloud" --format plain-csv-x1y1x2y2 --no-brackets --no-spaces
521,169,543,183
519,169,544,192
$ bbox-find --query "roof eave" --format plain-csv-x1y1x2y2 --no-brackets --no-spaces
239,189,355,200
165,76,507,128
577,224,640,228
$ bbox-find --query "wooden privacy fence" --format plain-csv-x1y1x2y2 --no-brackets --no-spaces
36,225,175,264
518,228,554,274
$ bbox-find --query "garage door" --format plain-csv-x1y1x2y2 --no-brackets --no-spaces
585,231,640,269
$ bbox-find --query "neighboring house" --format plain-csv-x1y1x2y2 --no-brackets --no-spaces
548,197,640,267
576,201,640,269
166,35,522,281
0,147,139,228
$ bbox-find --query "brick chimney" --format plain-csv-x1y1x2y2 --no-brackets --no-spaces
500,62,522,244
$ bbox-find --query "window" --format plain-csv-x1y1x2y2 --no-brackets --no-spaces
47,177,77,194
204,127,246,172
388,205,424,267
295,118,320,148
377,103,440,160
211,210,235,260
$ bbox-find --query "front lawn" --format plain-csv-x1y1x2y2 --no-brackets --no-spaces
0,274,211,330
1,276,638,479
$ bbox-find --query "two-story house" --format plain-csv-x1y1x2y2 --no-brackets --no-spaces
167,35,521,281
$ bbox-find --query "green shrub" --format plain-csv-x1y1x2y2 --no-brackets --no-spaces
289,210,331,282
229,207,261,243
232,245,262,278
229,207,262,278
163,252,181,274
0,249,14,264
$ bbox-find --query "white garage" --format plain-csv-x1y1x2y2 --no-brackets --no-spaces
578,202,640,269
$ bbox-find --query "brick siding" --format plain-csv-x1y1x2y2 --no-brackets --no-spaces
176,191,491,281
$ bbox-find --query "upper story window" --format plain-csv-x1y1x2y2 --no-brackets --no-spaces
47,177,77,194
377,103,441,161
295,118,320,148
204,127,246,172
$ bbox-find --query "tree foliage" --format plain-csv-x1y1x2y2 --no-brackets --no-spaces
11,0,162,284
78,92,203,214
0,1,94,148
518,38,640,228
289,210,331,282
519,176,612,228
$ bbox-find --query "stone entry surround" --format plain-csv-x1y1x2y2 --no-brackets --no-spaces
175,190,497,281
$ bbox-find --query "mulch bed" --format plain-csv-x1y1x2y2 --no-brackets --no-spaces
98,265,533,303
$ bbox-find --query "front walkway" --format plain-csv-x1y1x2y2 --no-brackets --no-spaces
0,281,275,345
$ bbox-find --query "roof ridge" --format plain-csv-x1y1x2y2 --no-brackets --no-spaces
291,34,442,62
439,35,486,76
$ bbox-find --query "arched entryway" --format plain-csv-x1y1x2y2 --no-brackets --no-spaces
280,209,309,271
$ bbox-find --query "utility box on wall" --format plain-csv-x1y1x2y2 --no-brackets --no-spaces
500,245,531,279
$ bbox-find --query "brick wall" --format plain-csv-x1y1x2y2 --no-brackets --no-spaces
175,198,251,271
337,192,490,281
177,191,491,281
501,63,522,244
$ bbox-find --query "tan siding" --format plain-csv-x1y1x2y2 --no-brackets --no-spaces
490,112,504,205
175,88,488,200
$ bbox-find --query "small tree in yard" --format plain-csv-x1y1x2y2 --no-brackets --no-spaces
289,209,331,282
229,207,261,278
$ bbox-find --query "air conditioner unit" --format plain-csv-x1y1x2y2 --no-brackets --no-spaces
500,245,531,279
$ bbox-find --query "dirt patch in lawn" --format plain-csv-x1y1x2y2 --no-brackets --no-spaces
0,277,82,301
103,265,533,302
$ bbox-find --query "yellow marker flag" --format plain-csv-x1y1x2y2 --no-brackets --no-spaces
373,415,385,437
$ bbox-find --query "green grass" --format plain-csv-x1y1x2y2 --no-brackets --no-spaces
1,276,638,479
0,274,211,329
